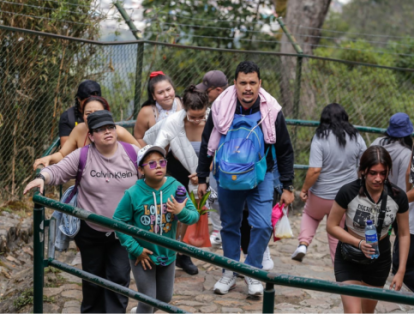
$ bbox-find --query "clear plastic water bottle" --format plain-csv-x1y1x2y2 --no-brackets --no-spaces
175,186,187,203
365,220,380,259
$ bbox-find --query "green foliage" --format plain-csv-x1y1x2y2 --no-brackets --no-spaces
189,191,215,215
0,1,104,199
141,0,279,50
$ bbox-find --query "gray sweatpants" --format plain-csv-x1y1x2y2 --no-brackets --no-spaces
130,260,175,313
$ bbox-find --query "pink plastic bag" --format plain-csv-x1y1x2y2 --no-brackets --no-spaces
271,203,284,242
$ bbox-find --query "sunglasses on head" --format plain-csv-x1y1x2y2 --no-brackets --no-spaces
142,159,167,169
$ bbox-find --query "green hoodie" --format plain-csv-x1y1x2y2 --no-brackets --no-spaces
113,176,199,265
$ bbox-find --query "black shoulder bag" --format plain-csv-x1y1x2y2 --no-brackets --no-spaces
340,185,388,265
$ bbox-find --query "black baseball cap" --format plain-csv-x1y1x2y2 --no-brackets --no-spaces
76,80,101,100
88,110,115,131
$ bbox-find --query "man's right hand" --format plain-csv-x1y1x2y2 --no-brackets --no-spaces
33,156,51,170
198,183,207,200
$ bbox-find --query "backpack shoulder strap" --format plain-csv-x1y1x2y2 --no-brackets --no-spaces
119,141,138,170
76,145,89,186
376,184,388,236
65,145,89,203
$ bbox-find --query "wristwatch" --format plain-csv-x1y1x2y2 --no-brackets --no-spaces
284,185,294,192
35,173,46,182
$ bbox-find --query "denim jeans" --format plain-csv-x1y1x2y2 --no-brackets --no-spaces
218,171,274,269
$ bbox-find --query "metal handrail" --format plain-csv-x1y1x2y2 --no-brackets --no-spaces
33,192,414,312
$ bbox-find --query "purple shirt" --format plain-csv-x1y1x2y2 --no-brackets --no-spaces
43,143,139,232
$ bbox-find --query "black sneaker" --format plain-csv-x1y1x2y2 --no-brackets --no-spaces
176,254,198,275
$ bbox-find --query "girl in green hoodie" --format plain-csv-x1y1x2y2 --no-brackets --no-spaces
113,145,199,313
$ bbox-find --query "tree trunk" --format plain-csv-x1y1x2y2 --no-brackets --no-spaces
275,0,331,116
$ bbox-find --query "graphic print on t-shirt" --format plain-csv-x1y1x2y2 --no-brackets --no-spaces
140,203,175,234
353,203,372,231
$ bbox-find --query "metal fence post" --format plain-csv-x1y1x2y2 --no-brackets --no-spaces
33,202,45,313
292,55,303,156
134,43,144,120
263,282,275,313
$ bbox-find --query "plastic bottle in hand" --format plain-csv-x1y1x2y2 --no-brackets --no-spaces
365,220,380,259
175,186,187,203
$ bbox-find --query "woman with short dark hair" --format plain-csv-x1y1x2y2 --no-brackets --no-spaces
292,103,367,263
327,145,410,313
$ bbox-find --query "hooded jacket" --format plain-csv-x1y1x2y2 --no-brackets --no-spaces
113,176,199,265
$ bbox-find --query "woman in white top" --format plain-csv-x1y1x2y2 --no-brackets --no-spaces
292,103,367,263
134,71,183,147
144,84,210,275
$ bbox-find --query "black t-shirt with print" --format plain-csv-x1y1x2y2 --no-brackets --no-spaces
335,179,408,238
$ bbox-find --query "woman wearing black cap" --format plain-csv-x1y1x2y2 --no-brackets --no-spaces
59,80,101,147
25,110,140,313
33,96,140,169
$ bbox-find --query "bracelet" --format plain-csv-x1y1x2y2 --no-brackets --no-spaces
358,239,364,249
35,173,46,182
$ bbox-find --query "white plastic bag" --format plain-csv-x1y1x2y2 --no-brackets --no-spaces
274,206,293,239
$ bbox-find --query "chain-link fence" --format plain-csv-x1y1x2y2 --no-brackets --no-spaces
1,25,414,200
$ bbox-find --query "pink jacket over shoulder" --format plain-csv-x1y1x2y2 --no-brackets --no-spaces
207,85,282,156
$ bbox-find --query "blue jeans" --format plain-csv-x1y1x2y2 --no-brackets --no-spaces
218,172,274,269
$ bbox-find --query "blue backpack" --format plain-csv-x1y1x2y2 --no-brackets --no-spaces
213,111,271,190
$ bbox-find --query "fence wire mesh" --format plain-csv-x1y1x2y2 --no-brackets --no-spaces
1,26,414,200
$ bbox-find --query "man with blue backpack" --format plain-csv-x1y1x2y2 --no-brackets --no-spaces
197,61,294,297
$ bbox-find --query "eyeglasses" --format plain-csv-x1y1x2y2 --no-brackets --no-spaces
142,159,167,169
186,114,207,123
93,125,116,133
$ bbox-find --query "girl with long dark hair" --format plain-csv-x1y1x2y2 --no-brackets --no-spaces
327,146,410,313
134,72,183,147
292,103,367,263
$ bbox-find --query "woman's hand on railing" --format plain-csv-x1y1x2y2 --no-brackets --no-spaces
134,248,154,270
23,178,45,194
33,156,52,170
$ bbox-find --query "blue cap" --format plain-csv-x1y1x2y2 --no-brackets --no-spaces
366,220,373,225
386,113,413,138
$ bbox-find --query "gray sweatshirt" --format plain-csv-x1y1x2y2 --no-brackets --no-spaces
43,143,139,232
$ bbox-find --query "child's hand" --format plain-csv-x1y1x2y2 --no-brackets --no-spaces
135,248,154,270
167,195,187,215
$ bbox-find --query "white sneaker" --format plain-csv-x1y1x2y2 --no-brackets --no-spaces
210,230,222,245
130,307,137,313
262,246,274,271
245,276,263,296
214,270,236,295
291,245,307,262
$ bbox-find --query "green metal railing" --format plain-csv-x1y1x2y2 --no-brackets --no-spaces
32,192,414,313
